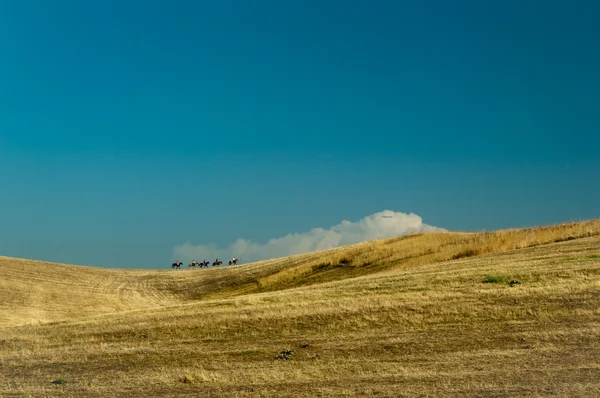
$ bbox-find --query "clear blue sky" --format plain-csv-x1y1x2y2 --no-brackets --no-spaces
1,0,598,268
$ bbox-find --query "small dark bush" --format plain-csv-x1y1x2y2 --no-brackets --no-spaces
276,349,294,360
312,262,332,271
452,249,480,260
483,275,510,284
554,236,577,243
339,257,352,265
51,377,67,385
312,261,345,271
179,375,193,383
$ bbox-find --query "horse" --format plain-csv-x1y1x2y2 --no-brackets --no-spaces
172,262,181,269
188,262,197,269
198,260,209,268
229,258,238,266
213,259,223,266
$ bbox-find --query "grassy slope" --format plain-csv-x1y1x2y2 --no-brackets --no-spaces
2,218,599,327
1,219,600,396
0,258,177,326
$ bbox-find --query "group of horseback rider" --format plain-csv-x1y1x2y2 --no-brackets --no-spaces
171,257,238,269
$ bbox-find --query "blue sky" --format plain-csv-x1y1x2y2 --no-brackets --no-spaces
1,1,598,268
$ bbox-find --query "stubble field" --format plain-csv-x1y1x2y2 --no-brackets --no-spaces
1,219,599,397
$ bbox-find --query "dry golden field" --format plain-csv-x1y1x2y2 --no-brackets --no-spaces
1,219,600,397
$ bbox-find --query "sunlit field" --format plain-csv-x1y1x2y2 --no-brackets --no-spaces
1,219,599,397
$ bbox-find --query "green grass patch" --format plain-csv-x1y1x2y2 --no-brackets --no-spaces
561,254,600,262
560,257,578,262
483,274,522,286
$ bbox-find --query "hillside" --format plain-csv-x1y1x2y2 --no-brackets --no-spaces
1,219,600,396
2,218,599,327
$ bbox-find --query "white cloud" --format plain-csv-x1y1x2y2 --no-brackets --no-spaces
172,210,445,264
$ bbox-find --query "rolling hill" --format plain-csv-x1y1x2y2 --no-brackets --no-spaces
1,219,599,396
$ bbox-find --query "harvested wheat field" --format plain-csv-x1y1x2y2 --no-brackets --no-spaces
1,219,600,397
